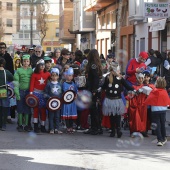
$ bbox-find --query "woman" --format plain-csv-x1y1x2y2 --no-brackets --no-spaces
84,49,103,135
52,49,61,64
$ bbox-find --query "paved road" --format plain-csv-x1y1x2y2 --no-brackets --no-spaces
0,114,170,170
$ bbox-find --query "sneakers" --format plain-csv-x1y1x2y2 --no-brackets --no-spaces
24,125,31,132
1,127,6,131
6,119,13,124
55,129,63,134
157,141,163,146
162,138,167,145
50,129,55,134
18,125,24,132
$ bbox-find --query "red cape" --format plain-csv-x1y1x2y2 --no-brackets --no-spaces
144,88,170,106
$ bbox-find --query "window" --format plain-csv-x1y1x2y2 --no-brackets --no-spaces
102,15,105,26
7,19,12,27
107,13,110,25
7,2,12,11
0,1,2,10
46,47,51,51
19,34,23,38
25,34,29,38
22,8,28,16
56,28,59,37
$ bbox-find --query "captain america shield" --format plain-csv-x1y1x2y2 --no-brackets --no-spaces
62,90,76,104
25,94,39,108
7,86,15,99
46,97,62,111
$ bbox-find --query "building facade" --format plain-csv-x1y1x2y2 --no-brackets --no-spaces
12,0,41,48
84,0,134,71
59,0,75,51
129,0,170,57
0,0,17,47
42,14,64,52
68,0,96,51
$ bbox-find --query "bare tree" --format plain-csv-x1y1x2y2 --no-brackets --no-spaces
36,0,49,45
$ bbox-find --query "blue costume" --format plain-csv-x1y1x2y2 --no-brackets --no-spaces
62,81,78,119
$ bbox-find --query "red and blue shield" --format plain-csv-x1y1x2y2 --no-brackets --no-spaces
25,94,39,108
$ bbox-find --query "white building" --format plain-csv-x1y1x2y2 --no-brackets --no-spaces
12,0,41,47
69,0,96,51
129,0,170,57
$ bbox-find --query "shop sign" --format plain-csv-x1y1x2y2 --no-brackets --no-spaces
149,19,166,32
144,2,170,18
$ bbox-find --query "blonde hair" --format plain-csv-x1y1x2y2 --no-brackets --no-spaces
155,77,166,89
108,73,113,84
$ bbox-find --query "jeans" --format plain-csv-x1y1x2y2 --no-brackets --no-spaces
152,111,166,142
49,110,60,130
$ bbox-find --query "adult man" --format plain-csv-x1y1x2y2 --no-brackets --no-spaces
126,51,148,85
30,45,44,68
0,42,14,74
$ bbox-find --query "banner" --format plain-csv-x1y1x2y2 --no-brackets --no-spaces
144,3,170,18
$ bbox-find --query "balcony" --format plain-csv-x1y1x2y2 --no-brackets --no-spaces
84,0,114,12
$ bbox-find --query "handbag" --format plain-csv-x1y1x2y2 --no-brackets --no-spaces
0,70,8,98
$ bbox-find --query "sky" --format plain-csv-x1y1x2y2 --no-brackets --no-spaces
47,0,59,15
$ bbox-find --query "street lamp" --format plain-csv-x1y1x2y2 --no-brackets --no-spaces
30,0,34,47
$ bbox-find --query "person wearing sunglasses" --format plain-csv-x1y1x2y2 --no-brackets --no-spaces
57,48,72,68
30,45,44,69
0,42,14,75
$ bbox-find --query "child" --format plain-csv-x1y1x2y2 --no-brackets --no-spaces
144,77,169,146
102,62,134,138
128,73,148,137
62,67,78,133
44,56,52,72
13,54,21,72
14,55,33,132
29,59,51,133
0,57,13,131
143,70,155,134
44,68,62,134
60,64,70,84
143,70,155,89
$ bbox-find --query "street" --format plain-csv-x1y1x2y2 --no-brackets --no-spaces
0,113,170,170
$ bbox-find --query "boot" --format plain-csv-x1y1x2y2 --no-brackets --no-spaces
34,123,40,133
41,125,47,133
110,129,115,137
117,128,122,138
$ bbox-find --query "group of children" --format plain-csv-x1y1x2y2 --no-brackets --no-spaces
0,51,169,147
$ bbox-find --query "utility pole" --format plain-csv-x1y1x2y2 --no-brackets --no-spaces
30,0,34,47
115,0,123,58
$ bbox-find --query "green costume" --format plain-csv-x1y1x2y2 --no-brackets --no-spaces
14,55,33,129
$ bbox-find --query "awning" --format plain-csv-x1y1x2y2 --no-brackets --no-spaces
149,19,166,32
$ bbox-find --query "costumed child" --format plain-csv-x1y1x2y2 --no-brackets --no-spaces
13,54,21,72
0,57,13,131
62,67,78,133
144,77,169,146
44,56,52,72
29,59,51,133
44,68,63,134
14,54,33,132
143,70,155,134
102,62,134,138
128,72,148,137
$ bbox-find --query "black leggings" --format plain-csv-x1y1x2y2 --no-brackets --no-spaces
110,114,121,131
65,119,73,129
